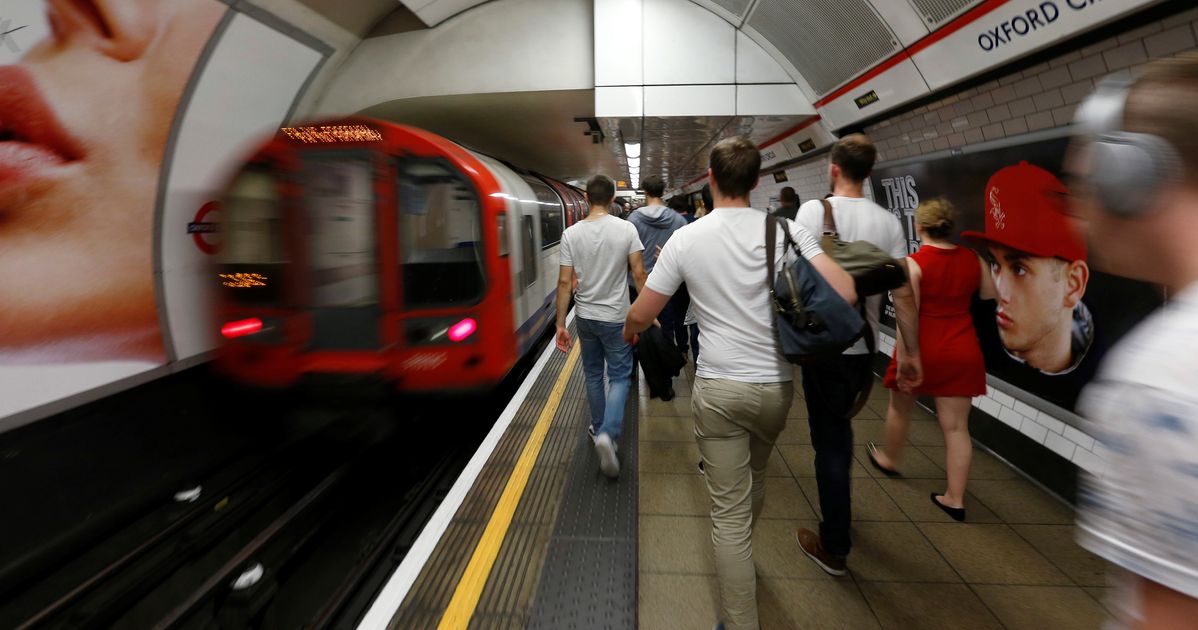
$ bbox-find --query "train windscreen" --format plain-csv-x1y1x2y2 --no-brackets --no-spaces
218,168,287,306
399,161,485,307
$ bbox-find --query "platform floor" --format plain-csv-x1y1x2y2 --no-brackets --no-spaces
637,365,1114,630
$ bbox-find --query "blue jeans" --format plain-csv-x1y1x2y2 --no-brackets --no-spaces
576,317,634,441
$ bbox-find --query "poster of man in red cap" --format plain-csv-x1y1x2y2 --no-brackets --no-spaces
961,162,1092,375
871,134,1164,413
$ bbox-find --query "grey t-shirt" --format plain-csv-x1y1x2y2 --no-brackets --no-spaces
560,215,644,323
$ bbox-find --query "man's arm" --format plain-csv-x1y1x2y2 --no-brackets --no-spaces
624,288,671,343
809,254,857,306
629,251,648,293
554,265,573,352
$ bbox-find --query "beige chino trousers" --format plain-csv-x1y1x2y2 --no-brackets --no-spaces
692,377,793,630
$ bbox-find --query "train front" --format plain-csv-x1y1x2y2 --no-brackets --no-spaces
213,120,515,393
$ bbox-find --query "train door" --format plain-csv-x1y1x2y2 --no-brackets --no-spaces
299,152,381,349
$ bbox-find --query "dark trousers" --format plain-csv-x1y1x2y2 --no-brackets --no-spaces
800,353,873,557
630,284,689,351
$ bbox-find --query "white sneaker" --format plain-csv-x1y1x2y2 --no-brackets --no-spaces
587,425,597,443
595,433,620,478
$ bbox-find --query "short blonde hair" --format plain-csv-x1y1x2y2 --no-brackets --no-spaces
916,199,955,239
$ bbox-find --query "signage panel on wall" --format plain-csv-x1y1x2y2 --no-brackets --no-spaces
870,134,1164,413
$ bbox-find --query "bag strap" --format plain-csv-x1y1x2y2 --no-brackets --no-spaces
766,211,777,289
820,198,837,235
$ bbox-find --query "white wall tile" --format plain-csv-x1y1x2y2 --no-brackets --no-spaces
991,389,1016,408
1013,399,1040,421
980,396,1002,419
1064,425,1096,451
1045,431,1078,460
998,406,1025,430
1034,410,1067,435
1073,447,1108,476
1020,417,1049,444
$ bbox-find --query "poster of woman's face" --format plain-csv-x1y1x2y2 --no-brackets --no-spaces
1,0,225,362
871,135,1165,413
0,0,224,419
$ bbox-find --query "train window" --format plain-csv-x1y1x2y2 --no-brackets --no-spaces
521,176,564,249
218,167,287,305
497,212,509,257
398,160,485,307
521,214,537,288
301,155,379,308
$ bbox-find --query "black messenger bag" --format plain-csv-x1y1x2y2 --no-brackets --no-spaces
766,214,865,365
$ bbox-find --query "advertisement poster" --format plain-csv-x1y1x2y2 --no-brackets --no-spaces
0,0,225,424
870,134,1164,412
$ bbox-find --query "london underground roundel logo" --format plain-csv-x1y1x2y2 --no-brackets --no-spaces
188,201,221,255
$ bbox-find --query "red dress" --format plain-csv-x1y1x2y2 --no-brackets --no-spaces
883,245,986,397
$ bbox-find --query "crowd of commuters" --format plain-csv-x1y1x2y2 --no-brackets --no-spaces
552,52,1198,629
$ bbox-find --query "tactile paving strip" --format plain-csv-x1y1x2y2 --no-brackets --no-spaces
390,321,641,630
527,387,638,630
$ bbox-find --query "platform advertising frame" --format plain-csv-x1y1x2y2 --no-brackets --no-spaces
0,0,329,431
869,128,1165,415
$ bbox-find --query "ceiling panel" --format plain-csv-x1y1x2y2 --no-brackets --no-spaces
907,0,983,27
746,0,898,96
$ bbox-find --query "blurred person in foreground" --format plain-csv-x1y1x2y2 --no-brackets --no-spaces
624,136,855,630
870,200,996,521
0,0,224,362
1070,54,1198,628
556,175,647,478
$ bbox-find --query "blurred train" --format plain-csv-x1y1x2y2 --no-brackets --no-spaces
213,118,587,393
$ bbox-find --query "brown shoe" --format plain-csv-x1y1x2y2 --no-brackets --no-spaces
795,527,847,576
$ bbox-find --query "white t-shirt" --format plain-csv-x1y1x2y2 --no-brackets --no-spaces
1076,283,1198,625
559,214,644,323
645,207,823,383
795,196,907,355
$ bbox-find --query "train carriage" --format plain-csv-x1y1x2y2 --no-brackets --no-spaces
214,118,585,393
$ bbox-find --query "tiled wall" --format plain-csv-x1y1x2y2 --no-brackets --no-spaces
864,7,1198,163
750,155,831,210
778,8,1198,479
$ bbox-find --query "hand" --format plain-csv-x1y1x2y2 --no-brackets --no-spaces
654,244,663,261
652,318,662,328
897,354,923,392
622,325,639,346
555,326,571,352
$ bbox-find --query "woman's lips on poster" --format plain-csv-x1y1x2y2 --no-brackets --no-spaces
0,65,85,188
995,310,1014,330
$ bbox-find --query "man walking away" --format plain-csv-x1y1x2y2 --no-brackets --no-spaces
773,186,800,220
623,137,856,630
629,175,690,354
556,175,647,478
793,133,921,575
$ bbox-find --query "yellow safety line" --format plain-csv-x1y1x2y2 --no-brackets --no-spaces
436,343,581,629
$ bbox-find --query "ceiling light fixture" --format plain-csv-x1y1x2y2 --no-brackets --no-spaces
628,157,641,168
625,142,640,159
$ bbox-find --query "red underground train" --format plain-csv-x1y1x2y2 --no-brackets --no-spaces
213,118,589,393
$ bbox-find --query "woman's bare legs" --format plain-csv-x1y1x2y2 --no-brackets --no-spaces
934,396,973,508
875,389,917,470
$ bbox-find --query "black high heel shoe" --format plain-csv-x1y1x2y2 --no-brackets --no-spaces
931,493,966,522
866,442,902,478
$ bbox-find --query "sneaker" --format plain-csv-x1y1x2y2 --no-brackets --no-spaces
795,527,847,576
587,425,597,443
697,460,705,475
595,433,620,478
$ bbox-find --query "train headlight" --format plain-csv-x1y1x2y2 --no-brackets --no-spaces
406,316,478,346
222,318,264,338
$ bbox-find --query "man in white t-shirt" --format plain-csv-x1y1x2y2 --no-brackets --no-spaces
556,175,647,479
1069,57,1198,628
623,137,856,630
792,134,921,575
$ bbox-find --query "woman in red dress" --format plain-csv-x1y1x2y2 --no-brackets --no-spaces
871,200,995,521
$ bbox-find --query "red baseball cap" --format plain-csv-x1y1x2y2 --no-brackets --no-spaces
961,161,1086,261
